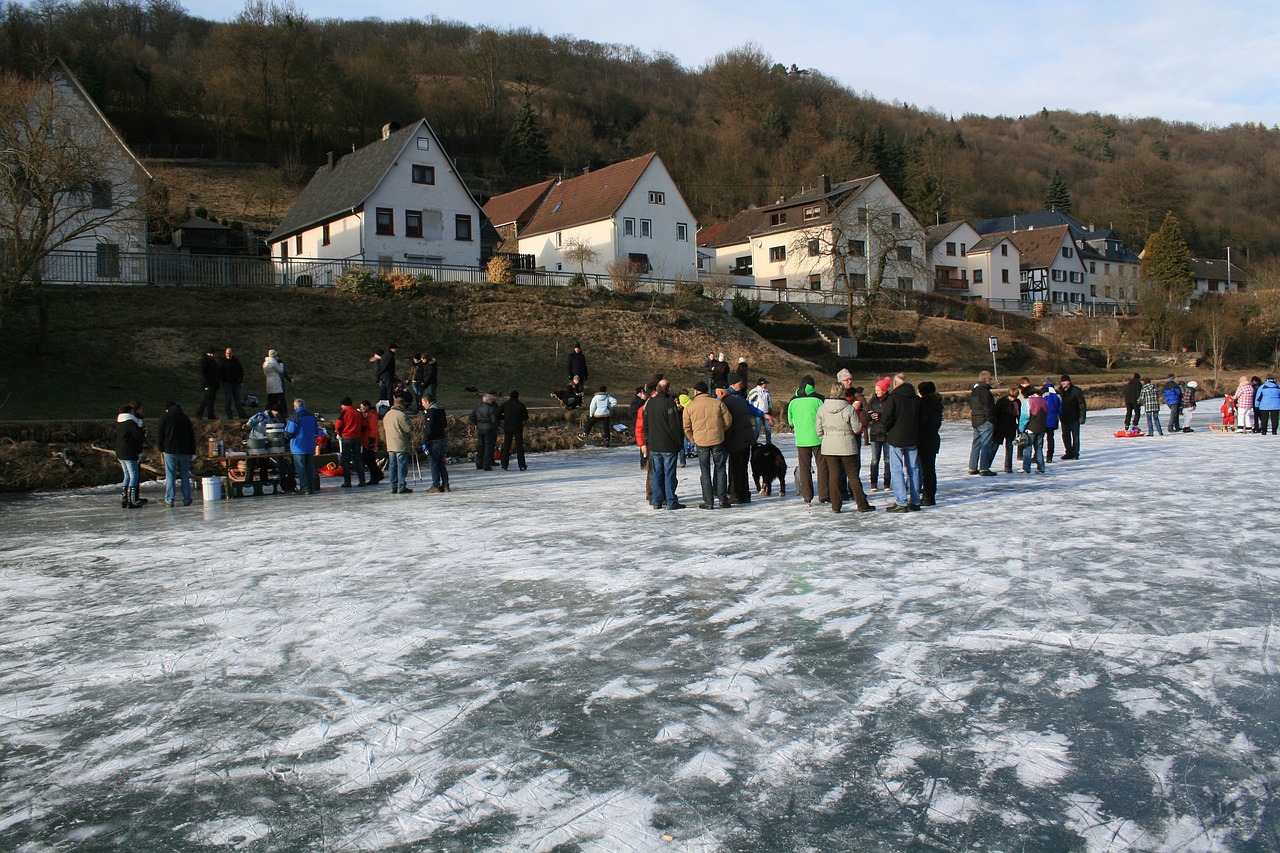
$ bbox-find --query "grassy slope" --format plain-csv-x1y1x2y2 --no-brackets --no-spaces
0,283,817,421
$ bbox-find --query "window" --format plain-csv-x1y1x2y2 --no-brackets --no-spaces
857,207,868,224
628,252,651,273
891,212,902,228
1051,269,1065,282
803,205,821,220
771,278,787,290
770,212,788,226
624,218,635,237
1104,285,1113,297
1118,266,1125,276
897,277,913,289
1208,281,1219,293
1001,269,1009,283
640,219,652,238
455,214,472,241
416,137,430,151
850,273,867,289
375,208,394,235
1089,261,1096,273
1104,263,1111,274
946,242,957,257
809,274,822,291
897,245,913,262
295,234,302,254
960,243,967,256
648,191,665,205
1069,271,1083,284
555,231,561,248
974,270,984,284
406,210,423,238
769,246,786,262
412,164,435,185
279,242,287,261
95,243,120,278
847,239,865,257
677,222,689,242
90,180,111,209
322,224,330,246
1062,246,1074,258
1090,285,1098,297
733,256,752,274
1000,244,1008,257
807,239,820,257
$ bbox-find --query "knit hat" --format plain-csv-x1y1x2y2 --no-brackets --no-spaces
836,368,852,383
875,376,891,392
738,357,747,363
693,380,709,394
1060,374,1072,383
1186,380,1197,389
918,381,936,395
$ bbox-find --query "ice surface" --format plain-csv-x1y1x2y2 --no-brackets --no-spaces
2,406,1279,850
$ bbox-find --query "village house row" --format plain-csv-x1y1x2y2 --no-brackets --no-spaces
32,63,1245,308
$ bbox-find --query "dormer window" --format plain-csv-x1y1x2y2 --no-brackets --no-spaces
648,191,665,205
803,205,821,220
770,212,788,226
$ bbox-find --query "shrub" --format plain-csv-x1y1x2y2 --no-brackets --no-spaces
964,298,989,324
385,271,425,297
486,255,515,285
732,292,762,327
334,266,389,297
567,272,588,289
605,260,643,295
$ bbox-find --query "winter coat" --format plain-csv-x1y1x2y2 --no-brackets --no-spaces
994,394,1020,441
1041,386,1062,429
1162,380,1183,408
362,409,380,449
410,359,426,383
424,360,438,387
734,361,750,388
709,360,730,387
334,404,364,440
720,392,757,453
200,354,220,389
1233,382,1256,409
1019,396,1048,435
245,410,280,440
917,391,944,456
786,384,825,448
682,393,732,447
630,393,647,424
115,412,145,461
157,405,196,455
499,397,529,432
263,356,286,394
814,397,862,457
867,392,889,442
1123,376,1142,407
285,406,318,454
1139,382,1161,410
567,350,589,382
377,350,397,384
880,383,921,448
1058,383,1087,423
382,405,413,453
1256,380,1280,411
747,385,772,416
588,392,617,418
470,400,499,433
1182,384,1197,409
644,393,684,454
423,402,448,442
220,355,245,385
968,381,996,427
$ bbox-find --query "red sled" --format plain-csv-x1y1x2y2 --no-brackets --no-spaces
1113,429,1144,438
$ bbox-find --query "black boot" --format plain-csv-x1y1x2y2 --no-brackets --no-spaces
131,485,148,506
121,485,131,508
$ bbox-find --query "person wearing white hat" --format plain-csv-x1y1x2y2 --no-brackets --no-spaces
1181,380,1199,432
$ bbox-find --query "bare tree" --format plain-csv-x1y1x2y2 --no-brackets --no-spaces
787,194,928,339
562,236,599,278
0,70,147,351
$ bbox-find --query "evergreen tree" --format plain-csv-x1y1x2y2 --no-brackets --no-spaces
1044,168,1071,214
1140,212,1195,303
500,99,553,186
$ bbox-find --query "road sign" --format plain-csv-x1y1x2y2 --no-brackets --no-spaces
988,336,999,352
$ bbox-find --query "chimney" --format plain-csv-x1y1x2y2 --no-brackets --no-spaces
582,165,591,176
381,121,400,140
820,174,831,193
327,151,335,170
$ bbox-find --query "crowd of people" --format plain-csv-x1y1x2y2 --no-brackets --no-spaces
113,340,1267,512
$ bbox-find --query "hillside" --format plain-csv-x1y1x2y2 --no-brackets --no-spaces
2,6,1277,258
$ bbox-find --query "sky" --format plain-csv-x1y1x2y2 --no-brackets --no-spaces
176,0,1280,127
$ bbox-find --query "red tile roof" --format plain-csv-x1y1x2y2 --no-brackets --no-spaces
520,153,657,238
986,224,1075,270
482,179,555,229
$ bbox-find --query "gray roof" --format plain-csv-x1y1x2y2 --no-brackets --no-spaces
269,121,462,243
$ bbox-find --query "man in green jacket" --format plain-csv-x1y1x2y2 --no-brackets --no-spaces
786,375,827,505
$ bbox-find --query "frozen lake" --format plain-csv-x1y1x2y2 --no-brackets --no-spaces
2,405,1279,851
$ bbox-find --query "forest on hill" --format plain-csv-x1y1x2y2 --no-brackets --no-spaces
2,0,1279,258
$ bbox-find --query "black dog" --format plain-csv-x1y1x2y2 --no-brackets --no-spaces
751,443,787,496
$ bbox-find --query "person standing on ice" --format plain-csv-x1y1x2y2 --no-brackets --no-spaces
1139,377,1163,436
1041,377,1062,463
880,373,922,512
1018,386,1048,474
916,380,943,506
285,398,319,494
115,401,147,509
1180,380,1199,432
1255,375,1280,435
382,394,413,494
1232,376,1256,433
645,379,685,510
423,394,450,492
1123,373,1143,432
333,397,368,487
1057,375,1087,460
157,400,196,506
683,380,731,509
469,393,499,470
580,386,617,445
967,369,997,476
788,375,828,505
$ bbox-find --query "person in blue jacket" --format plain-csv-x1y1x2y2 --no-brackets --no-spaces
1256,375,1280,435
285,398,319,494
1041,377,1063,463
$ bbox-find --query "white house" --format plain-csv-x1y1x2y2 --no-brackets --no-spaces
982,224,1088,305
1191,257,1248,297
267,120,485,279
925,221,1020,304
700,174,926,296
486,153,697,281
13,61,152,282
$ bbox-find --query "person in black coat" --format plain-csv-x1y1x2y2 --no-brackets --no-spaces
158,400,196,506
115,401,147,508
994,385,1021,473
1057,375,1087,459
1123,372,1142,431
879,374,922,511
916,381,944,506
567,343,589,385
499,390,529,470
195,347,220,420
220,347,247,419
